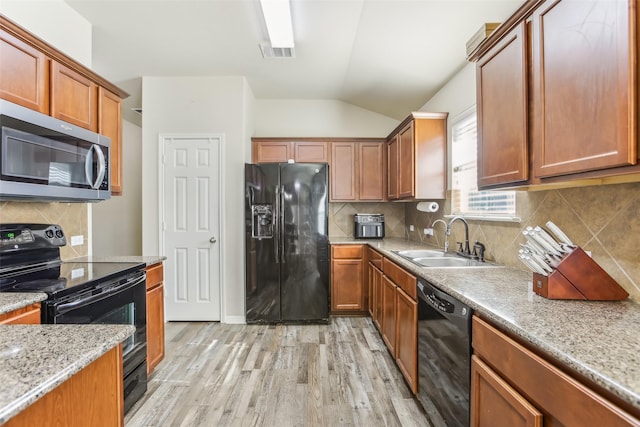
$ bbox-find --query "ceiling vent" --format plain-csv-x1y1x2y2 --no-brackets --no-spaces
259,42,296,59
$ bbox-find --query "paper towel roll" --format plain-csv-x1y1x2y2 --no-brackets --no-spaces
417,201,439,213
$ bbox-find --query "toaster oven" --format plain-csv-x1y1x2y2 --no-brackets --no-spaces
354,213,385,239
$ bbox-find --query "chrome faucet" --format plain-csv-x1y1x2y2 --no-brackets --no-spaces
431,219,450,252
448,216,472,257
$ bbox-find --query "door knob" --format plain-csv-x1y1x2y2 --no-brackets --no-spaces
210,237,217,244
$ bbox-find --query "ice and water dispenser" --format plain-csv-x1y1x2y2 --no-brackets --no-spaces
251,204,273,239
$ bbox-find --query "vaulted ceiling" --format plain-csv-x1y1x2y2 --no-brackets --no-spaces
65,0,523,123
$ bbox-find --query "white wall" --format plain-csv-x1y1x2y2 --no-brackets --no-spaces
141,76,251,323
1,0,92,67
254,99,399,137
92,120,143,256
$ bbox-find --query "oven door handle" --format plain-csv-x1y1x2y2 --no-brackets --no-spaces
56,274,145,315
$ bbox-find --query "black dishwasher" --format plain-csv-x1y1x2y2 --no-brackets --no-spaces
417,278,472,427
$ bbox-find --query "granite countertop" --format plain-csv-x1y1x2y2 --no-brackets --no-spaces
70,255,166,266
330,237,640,411
0,293,47,315
0,324,135,424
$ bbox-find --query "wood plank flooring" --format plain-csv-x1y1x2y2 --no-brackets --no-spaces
125,317,430,426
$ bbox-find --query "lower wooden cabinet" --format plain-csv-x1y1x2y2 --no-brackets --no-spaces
471,355,543,427
146,263,165,375
330,245,365,313
0,303,40,324
395,287,418,394
381,275,397,355
4,345,124,427
472,316,640,426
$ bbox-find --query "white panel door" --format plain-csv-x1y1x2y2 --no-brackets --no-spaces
163,135,221,321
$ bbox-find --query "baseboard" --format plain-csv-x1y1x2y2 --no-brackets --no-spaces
223,315,246,324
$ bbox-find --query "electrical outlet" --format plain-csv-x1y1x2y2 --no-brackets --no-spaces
70,235,84,246
424,228,434,236
409,225,414,231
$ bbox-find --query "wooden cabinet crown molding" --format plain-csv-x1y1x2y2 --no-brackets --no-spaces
0,15,128,99
385,112,448,140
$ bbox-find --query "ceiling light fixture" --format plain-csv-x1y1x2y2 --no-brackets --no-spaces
259,0,294,48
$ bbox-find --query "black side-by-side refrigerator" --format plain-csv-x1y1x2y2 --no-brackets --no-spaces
245,163,329,323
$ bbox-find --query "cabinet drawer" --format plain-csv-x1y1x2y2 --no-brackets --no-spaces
332,244,363,259
473,316,640,426
383,258,416,300
0,304,41,324
146,263,164,290
367,247,383,269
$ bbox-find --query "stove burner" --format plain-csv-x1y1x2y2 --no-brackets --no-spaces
12,278,67,293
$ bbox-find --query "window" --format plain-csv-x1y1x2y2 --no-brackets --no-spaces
450,107,516,219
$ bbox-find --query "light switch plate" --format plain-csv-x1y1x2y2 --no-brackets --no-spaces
70,235,84,246
409,225,414,231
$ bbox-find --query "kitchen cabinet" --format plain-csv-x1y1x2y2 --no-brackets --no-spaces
0,28,49,114
0,303,40,324
395,286,418,394
51,61,98,132
472,315,640,426
381,275,397,354
367,247,384,330
476,21,528,188
251,139,328,163
0,16,128,194
386,113,447,200
4,345,124,427
146,262,165,375
387,134,399,199
99,87,123,194
330,139,386,202
330,244,365,313
470,0,640,189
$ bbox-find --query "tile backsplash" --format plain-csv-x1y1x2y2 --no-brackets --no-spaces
329,202,406,238
405,182,640,301
0,201,89,260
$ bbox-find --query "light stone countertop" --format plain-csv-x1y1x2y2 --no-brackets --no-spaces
330,236,640,411
70,255,166,266
0,324,135,424
0,293,47,315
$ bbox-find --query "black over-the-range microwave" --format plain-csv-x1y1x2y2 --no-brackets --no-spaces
0,99,111,202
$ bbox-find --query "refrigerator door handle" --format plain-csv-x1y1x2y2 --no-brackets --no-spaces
274,185,280,263
280,184,286,264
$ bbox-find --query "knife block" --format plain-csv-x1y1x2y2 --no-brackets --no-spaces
531,247,628,300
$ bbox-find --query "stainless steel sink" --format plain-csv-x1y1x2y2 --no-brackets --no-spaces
393,249,447,258
392,249,499,268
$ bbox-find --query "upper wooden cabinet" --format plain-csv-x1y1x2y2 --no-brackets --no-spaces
99,88,123,194
386,112,448,200
329,139,386,202
51,62,98,132
0,16,128,195
0,29,49,114
470,0,640,189
251,139,328,163
476,21,528,188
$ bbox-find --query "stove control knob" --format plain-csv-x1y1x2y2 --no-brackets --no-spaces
45,230,54,239
55,230,64,239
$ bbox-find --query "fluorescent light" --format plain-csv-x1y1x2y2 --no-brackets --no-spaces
260,0,294,48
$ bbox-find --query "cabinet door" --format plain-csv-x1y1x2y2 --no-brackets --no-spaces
294,141,327,162
387,135,399,200
368,262,375,317
532,0,635,178
331,258,364,312
0,29,49,114
398,122,414,198
0,304,41,324
51,62,98,131
476,22,529,188
330,142,357,201
471,355,543,427
359,142,385,200
98,87,123,194
395,287,418,394
253,141,292,163
146,283,165,375
381,276,397,354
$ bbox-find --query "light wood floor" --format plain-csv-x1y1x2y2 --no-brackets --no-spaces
125,317,430,426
